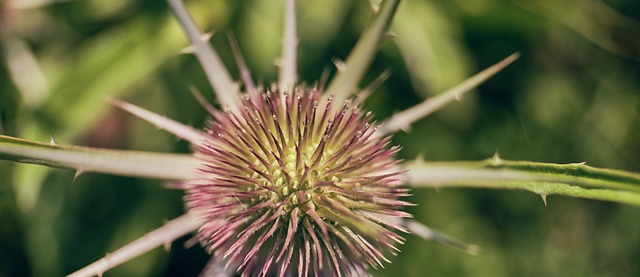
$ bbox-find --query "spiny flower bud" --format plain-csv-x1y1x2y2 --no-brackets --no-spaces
181,86,413,276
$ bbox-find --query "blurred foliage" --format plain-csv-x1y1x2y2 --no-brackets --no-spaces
1,0,640,276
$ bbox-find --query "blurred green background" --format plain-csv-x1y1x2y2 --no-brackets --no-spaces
1,0,640,276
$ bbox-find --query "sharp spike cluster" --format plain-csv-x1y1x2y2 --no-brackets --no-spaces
182,87,410,276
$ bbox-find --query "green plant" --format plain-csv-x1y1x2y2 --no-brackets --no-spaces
1,0,639,276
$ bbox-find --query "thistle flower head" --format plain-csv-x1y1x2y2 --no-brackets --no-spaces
183,86,412,276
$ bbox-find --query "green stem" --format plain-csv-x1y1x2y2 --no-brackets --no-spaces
0,135,198,180
404,155,640,206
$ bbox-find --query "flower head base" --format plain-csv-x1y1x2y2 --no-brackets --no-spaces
183,86,412,276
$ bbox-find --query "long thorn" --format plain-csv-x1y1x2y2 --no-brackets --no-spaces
67,214,202,277
227,32,258,97
353,69,391,107
403,219,480,255
109,98,208,145
190,86,219,115
379,53,520,134
167,0,240,112
278,0,298,92
324,0,400,105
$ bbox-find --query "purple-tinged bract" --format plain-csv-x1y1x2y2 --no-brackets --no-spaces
181,86,412,276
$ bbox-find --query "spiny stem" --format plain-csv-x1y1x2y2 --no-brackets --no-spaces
67,214,202,277
324,0,400,106
404,155,640,206
379,53,520,134
278,0,298,92
0,135,198,180
167,0,240,112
